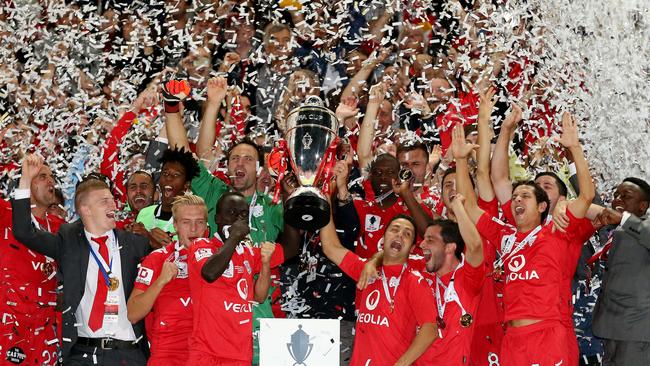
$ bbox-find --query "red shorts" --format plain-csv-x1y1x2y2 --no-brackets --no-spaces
470,322,504,366
564,323,579,366
186,353,249,366
501,320,569,366
1,310,60,365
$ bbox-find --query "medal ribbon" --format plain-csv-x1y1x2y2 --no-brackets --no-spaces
88,236,114,287
494,225,542,271
380,264,408,311
434,255,468,338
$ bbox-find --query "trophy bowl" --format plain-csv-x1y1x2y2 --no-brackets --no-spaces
283,96,339,231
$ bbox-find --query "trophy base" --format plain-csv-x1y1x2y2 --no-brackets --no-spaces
284,187,331,231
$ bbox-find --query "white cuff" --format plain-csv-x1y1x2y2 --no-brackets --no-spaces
155,137,169,144
620,211,632,227
568,162,577,176
13,188,31,200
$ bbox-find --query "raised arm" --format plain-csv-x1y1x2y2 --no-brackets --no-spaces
253,242,275,303
490,103,522,204
557,112,595,218
393,178,431,237
319,214,350,266
341,48,390,100
201,219,249,283
162,79,192,150
11,154,62,260
196,77,227,160
476,86,497,202
451,124,485,224
357,83,385,171
451,195,484,267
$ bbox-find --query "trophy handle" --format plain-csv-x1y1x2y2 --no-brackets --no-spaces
287,344,297,362
313,137,340,189
304,344,314,360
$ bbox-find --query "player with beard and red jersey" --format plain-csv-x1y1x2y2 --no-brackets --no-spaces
186,192,286,365
1,161,65,365
127,195,208,366
321,208,438,366
457,113,595,365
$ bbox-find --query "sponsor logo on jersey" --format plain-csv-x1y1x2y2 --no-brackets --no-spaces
194,248,213,261
506,255,539,282
357,312,389,327
136,266,154,285
365,289,381,311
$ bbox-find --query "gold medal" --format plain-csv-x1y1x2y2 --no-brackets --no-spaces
398,168,413,181
460,313,473,327
108,277,119,291
41,262,54,277
389,301,394,313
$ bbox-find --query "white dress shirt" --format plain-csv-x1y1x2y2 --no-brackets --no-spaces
77,230,135,341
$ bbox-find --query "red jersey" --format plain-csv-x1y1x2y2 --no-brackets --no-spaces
134,242,193,361
416,257,486,366
0,199,64,313
436,91,480,155
353,197,430,259
339,252,437,366
475,212,588,322
187,237,284,362
559,210,595,328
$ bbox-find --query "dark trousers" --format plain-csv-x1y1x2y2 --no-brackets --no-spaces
65,343,146,366
603,339,650,366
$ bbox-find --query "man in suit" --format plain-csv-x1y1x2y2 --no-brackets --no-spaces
592,177,650,366
12,154,150,365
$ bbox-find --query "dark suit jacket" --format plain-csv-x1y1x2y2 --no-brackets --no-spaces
593,213,650,342
11,197,150,358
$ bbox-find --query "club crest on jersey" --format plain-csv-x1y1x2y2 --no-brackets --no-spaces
243,260,252,274
223,261,235,278
506,255,539,282
176,261,188,279
194,248,213,262
136,266,154,285
365,214,381,232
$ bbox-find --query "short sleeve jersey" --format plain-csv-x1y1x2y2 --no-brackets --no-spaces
339,252,437,366
0,199,63,312
133,242,193,358
353,197,430,259
413,257,486,366
475,211,589,322
191,162,284,243
136,204,177,240
187,237,284,361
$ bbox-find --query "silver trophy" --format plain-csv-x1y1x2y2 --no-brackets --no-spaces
283,96,339,231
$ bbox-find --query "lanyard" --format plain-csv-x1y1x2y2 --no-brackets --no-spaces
249,191,259,228
380,264,407,312
435,255,467,338
87,235,115,287
494,225,542,270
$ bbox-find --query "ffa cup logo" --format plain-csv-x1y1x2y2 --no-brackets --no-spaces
136,267,154,285
223,261,234,278
365,214,381,232
237,278,249,300
508,255,526,273
365,289,381,311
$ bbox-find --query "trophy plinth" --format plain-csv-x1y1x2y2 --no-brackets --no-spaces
284,187,330,232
